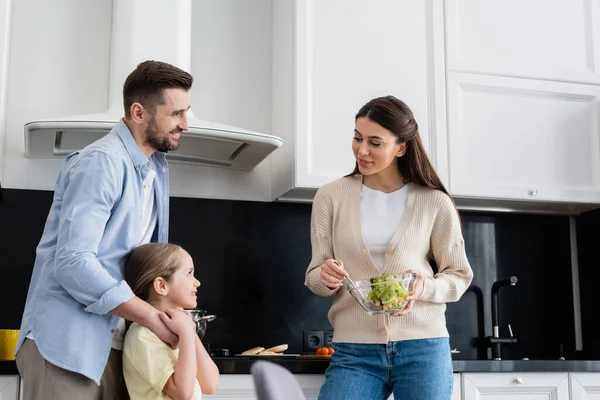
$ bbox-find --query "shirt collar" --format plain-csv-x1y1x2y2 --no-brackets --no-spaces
115,119,166,168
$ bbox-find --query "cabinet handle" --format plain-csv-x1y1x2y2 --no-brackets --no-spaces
528,190,538,196
514,377,523,384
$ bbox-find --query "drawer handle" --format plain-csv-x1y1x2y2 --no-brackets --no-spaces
514,377,523,384
528,190,538,196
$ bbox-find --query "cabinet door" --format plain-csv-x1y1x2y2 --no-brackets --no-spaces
462,372,569,400
294,0,444,189
204,374,325,400
204,375,256,399
445,0,600,85
447,72,600,203
0,376,19,400
570,373,600,400
452,373,461,400
387,373,461,400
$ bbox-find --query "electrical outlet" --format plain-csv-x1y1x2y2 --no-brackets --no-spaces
303,330,324,352
324,330,334,347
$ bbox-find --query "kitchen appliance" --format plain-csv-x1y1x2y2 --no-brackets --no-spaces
24,0,283,171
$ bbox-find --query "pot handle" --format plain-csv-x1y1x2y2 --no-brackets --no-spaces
196,315,217,323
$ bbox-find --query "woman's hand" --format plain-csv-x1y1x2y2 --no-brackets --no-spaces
391,270,424,316
320,259,349,289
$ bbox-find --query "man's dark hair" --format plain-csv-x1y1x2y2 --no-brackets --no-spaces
123,60,193,118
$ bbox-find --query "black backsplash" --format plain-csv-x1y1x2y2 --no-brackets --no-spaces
0,189,580,360
576,208,600,359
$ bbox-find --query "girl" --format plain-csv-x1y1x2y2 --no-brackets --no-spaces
306,96,473,400
123,243,219,400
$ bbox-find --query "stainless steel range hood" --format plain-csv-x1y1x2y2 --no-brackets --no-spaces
24,0,282,171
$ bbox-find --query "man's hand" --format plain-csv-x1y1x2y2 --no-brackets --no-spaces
159,308,196,339
147,309,180,348
111,296,178,348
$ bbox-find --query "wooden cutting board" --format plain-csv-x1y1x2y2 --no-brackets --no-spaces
296,354,332,360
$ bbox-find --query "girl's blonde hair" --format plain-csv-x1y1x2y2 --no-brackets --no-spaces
125,243,183,301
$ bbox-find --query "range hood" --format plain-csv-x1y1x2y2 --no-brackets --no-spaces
24,0,282,171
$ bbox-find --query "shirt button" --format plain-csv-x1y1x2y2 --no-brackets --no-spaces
111,329,115,334
379,329,386,337
141,215,144,219
135,165,141,170
148,163,153,168
143,185,147,189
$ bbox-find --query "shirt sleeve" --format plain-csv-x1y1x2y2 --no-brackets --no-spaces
420,193,474,303
305,187,340,297
53,151,135,315
128,327,177,395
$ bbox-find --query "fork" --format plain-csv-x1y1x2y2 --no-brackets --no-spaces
333,260,366,301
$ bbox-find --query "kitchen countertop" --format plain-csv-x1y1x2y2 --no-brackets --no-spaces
3,359,600,376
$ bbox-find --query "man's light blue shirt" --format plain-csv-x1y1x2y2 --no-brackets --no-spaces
16,120,170,384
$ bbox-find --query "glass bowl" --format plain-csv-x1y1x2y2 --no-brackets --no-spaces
346,273,417,315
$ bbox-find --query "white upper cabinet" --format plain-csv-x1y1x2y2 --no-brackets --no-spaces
446,0,600,85
441,0,600,210
272,0,445,201
447,72,600,204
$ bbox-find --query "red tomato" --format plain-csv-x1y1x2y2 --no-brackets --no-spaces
316,347,329,356
327,347,335,355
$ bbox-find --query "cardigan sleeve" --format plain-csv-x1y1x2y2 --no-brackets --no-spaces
304,186,340,297
420,193,473,303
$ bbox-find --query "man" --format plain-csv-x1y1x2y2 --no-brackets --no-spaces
15,60,193,399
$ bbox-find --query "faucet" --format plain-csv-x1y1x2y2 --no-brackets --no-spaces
486,276,518,360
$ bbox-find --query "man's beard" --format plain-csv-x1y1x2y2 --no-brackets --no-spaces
145,116,180,152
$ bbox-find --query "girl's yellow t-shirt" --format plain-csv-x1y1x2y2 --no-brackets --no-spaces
123,322,202,400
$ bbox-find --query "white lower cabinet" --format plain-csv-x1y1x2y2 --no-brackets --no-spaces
205,373,460,399
205,374,325,400
462,373,569,399
193,371,600,399
453,373,462,400
388,373,461,400
569,373,600,400
0,376,19,400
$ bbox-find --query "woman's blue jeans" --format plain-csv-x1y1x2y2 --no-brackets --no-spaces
318,338,453,400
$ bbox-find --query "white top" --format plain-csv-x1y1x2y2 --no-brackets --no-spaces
111,170,158,351
139,170,158,246
360,184,409,270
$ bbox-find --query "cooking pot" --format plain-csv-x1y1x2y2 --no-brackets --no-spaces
188,309,217,340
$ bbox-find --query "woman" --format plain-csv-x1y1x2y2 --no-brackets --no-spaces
305,96,473,400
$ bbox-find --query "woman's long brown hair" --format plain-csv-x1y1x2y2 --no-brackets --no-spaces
347,95,460,221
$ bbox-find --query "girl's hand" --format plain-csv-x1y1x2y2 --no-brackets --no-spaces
320,259,349,289
390,270,424,316
160,308,196,338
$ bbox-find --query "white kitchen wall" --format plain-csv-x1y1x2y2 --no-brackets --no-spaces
0,0,11,185
2,0,112,190
1,0,275,201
